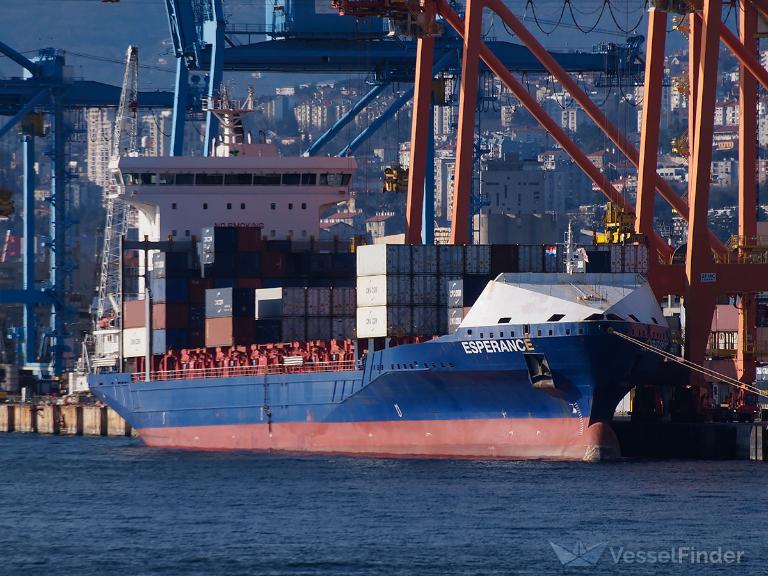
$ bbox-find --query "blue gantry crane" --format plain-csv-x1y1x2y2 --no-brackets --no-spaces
0,43,174,377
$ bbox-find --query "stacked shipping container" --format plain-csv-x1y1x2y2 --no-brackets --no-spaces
355,244,492,338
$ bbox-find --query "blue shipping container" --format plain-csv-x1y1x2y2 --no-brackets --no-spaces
150,277,189,303
152,329,188,355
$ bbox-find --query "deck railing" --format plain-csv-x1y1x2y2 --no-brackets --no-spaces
131,360,360,382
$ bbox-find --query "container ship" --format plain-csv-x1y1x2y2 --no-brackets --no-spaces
88,98,670,461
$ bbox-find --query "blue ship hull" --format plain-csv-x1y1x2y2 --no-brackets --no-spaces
90,321,667,460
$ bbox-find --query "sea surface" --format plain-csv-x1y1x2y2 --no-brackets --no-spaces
1,434,766,576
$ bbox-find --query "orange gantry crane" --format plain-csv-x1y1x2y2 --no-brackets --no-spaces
335,0,768,416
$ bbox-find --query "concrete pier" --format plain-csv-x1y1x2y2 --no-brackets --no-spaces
59,405,83,435
107,407,131,437
0,404,131,437
36,405,60,435
15,405,36,433
83,406,108,436
0,404,14,432
613,420,768,461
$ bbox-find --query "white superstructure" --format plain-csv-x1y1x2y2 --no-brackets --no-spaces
110,88,356,244
113,152,355,242
461,273,665,327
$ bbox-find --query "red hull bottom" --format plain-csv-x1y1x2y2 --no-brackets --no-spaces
138,419,619,462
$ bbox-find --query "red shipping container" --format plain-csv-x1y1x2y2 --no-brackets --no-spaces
123,299,146,329
189,277,213,305
205,317,255,347
262,252,287,278
238,277,263,289
237,226,264,252
152,303,190,330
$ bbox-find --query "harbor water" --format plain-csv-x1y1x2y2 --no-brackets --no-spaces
2,434,766,575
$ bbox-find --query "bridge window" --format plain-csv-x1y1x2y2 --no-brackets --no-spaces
270,203,276,210
196,173,223,185
224,173,252,185
226,203,232,210
320,173,351,186
241,203,246,210
158,173,175,185
203,203,208,210
254,173,281,185
301,203,307,210
302,173,317,185
171,203,177,210
282,173,301,186
175,173,194,185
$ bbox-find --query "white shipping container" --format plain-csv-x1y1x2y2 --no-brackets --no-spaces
439,276,463,305
438,245,465,274
356,275,411,307
306,287,332,316
331,287,356,316
356,244,411,276
464,245,491,275
412,306,440,336
412,275,439,305
331,316,356,340
356,306,412,338
307,316,332,340
623,245,637,273
122,327,147,358
610,245,623,273
447,307,463,334
281,316,306,341
254,287,284,319
637,245,649,274
411,244,438,275
282,287,307,316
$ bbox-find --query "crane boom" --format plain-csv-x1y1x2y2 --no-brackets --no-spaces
96,46,138,327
